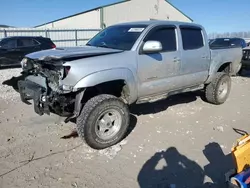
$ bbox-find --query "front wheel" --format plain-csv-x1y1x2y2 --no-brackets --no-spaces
205,73,231,105
76,94,130,149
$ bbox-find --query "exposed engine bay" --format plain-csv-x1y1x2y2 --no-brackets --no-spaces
18,48,124,121
18,58,76,117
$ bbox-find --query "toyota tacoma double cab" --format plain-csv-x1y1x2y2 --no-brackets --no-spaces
18,21,243,149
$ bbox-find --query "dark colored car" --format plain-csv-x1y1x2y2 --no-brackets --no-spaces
0,36,56,67
208,39,215,45
240,47,250,72
209,38,247,49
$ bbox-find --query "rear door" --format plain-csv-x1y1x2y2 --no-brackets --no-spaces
137,25,182,97
179,25,210,87
16,38,41,61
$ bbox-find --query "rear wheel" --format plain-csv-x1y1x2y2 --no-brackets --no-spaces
76,94,130,149
205,73,231,105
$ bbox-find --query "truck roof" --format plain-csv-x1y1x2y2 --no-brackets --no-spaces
115,20,202,28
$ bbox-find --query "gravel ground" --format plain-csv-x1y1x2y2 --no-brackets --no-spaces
0,68,22,101
0,68,250,188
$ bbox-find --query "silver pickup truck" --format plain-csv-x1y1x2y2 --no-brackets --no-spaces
18,21,242,149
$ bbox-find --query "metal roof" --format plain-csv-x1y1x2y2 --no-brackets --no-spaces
35,0,192,28
166,0,193,22
114,20,200,28
35,0,131,27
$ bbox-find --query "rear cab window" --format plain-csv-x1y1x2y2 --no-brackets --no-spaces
180,26,204,50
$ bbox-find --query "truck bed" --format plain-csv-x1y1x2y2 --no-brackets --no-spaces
210,46,243,75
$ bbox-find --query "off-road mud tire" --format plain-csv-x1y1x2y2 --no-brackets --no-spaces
205,73,231,105
76,94,130,149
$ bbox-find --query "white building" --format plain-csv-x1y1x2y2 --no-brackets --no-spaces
35,0,192,29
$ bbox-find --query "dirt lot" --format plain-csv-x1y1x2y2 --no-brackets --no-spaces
0,68,250,188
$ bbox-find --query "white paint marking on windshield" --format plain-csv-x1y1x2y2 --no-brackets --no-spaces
128,28,145,32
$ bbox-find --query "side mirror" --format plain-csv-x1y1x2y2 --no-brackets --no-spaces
142,41,162,53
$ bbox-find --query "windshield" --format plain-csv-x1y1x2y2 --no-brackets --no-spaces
87,24,147,50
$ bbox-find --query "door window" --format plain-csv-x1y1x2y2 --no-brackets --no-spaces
144,27,177,52
1,39,16,49
180,27,204,50
17,38,39,47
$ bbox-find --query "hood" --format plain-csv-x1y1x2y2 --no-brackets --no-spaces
26,46,124,61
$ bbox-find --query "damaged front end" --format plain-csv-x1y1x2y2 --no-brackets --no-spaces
18,58,79,120
18,46,125,123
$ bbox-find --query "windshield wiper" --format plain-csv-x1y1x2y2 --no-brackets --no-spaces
96,42,114,49
96,44,117,50
97,44,110,48
88,43,118,50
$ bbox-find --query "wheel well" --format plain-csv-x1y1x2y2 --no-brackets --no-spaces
218,62,231,73
83,80,130,103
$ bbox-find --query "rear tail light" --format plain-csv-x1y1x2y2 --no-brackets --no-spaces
51,44,56,48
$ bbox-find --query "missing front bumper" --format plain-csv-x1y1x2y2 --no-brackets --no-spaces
18,76,85,123
18,79,50,116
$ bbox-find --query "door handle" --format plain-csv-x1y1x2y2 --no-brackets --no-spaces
10,48,21,52
173,57,181,63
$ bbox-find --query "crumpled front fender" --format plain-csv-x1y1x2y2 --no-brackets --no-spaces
73,68,138,104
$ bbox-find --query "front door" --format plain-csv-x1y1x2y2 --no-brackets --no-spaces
137,25,182,97
0,38,18,66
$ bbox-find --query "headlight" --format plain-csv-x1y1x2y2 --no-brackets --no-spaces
20,58,28,68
